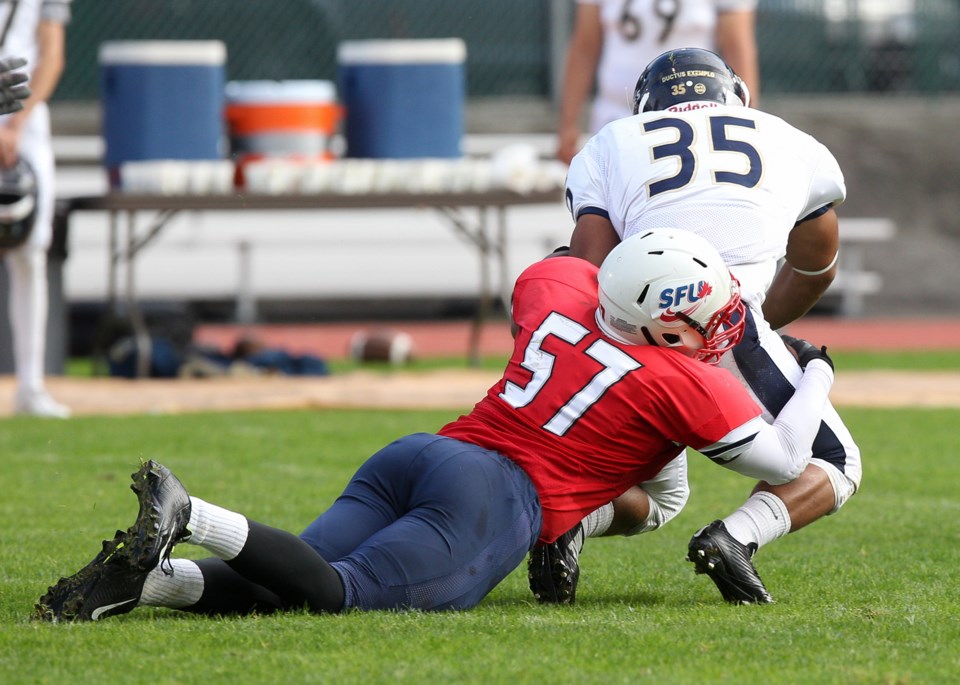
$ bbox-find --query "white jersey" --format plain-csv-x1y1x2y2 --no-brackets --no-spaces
566,102,846,304
0,0,70,250
0,1,71,67
584,0,756,131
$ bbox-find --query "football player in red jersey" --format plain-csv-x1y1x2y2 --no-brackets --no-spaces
36,229,835,622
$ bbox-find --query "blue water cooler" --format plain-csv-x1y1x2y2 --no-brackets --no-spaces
337,39,466,159
99,41,227,186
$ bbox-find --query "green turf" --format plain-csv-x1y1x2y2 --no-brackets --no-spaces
828,349,960,371
2,401,958,684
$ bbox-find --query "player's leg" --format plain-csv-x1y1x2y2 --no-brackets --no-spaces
720,306,860,541
319,434,541,612
8,104,69,418
688,306,861,603
149,433,541,615
6,247,49,400
139,557,282,615
298,434,441,562
529,452,689,603
36,460,344,621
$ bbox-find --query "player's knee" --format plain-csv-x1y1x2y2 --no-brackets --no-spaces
810,457,859,513
622,479,689,536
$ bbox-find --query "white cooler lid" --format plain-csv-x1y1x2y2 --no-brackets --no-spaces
337,39,466,65
100,40,227,66
225,80,337,104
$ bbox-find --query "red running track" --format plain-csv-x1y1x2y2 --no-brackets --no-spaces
194,317,960,361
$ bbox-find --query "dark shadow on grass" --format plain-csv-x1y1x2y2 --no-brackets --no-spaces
479,588,711,610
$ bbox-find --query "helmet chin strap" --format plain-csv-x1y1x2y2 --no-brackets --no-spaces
734,76,751,107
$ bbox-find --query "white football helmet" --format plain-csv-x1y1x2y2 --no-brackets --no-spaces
596,228,745,364
0,158,37,251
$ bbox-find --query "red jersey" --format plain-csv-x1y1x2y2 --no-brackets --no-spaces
438,257,760,543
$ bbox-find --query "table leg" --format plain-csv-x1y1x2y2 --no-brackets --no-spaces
469,206,491,367
124,210,153,378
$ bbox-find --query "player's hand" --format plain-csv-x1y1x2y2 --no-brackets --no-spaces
781,334,833,371
0,57,30,116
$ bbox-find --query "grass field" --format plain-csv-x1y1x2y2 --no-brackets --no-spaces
3,357,959,683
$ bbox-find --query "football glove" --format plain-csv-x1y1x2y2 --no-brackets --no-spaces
781,334,833,371
0,57,30,116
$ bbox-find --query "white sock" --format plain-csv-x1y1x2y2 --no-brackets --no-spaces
581,502,615,538
186,496,249,560
139,558,204,608
722,491,791,550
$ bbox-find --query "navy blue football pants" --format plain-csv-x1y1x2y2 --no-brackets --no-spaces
299,433,542,611
725,306,860,478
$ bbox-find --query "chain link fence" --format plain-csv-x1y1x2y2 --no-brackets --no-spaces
56,0,960,102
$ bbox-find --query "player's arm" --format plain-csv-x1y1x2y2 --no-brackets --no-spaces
9,20,65,122
699,342,834,484
568,213,620,267
0,20,65,166
715,8,760,107
0,57,31,115
762,207,840,330
556,2,603,164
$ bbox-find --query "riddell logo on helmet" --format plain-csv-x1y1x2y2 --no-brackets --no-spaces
667,102,720,112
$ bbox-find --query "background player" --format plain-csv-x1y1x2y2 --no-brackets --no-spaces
0,0,71,417
556,0,759,163
36,229,835,621
533,47,862,605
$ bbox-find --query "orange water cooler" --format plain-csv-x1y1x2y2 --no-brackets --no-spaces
224,80,343,187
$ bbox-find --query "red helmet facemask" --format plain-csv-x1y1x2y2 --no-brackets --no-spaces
686,276,745,365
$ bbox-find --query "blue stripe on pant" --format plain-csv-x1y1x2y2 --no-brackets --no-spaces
299,433,542,611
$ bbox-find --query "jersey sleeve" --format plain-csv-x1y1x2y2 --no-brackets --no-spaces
716,0,758,11
565,133,612,224
800,139,846,219
42,1,72,23
642,362,762,450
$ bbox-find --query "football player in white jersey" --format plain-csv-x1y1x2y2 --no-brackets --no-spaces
0,1,71,417
530,48,861,605
556,0,759,163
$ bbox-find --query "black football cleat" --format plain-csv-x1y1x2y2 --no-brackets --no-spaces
687,520,774,605
128,459,192,574
34,460,192,622
34,531,160,622
35,530,127,622
528,523,584,605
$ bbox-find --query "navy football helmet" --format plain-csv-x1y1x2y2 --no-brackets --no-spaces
0,158,37,250
633,48,750,114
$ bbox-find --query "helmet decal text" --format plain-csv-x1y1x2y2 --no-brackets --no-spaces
657,280,713,310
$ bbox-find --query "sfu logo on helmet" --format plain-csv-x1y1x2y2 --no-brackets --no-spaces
657,280,713,311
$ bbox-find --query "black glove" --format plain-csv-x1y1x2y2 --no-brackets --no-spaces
781,334,833,371
0,57,30,116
